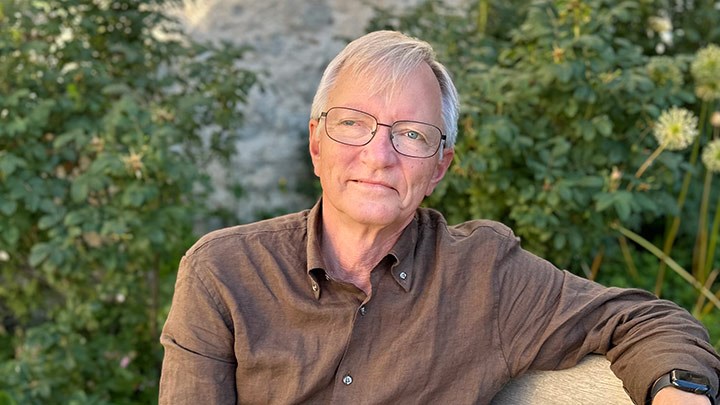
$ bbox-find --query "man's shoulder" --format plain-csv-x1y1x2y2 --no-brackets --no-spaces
417,207,516,241
186,209,311,257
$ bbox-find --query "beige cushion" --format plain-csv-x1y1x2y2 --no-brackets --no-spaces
491,355,634,404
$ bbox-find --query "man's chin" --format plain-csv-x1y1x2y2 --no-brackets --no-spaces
344,203,412,229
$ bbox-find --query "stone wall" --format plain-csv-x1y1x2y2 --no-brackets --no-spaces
174,0,466,225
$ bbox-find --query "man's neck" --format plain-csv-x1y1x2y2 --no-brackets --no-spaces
319,214,408,295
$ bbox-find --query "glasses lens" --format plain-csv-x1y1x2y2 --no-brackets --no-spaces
324,108,376,146
391,121,442,158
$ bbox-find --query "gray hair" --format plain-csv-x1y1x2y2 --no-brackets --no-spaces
310,30,460,148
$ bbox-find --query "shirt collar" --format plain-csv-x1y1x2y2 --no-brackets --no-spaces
305,199,420,297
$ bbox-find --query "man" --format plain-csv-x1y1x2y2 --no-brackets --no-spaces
159,30,720,404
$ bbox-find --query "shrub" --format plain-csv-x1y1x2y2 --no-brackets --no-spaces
0,0,256,402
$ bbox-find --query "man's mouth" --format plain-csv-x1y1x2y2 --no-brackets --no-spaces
352,179,395,191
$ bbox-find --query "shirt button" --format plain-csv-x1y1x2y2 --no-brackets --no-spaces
342,375,353,385
359,306,367,316
311,283,319,292
399,271,407,280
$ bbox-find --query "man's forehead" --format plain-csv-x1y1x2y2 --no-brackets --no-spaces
331,62,441,106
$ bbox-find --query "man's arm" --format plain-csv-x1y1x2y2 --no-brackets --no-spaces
159,255,237,405
493,237,720,405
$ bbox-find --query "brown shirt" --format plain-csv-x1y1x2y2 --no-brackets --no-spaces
159,201,720,404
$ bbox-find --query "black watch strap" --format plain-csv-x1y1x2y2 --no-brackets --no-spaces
649,370,716,405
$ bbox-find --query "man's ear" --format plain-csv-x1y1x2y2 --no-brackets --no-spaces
425,147,454,196
308,119,321,177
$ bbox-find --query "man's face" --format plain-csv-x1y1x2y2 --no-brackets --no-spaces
308,63,454,232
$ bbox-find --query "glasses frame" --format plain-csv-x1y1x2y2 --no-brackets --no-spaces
319,106,446,159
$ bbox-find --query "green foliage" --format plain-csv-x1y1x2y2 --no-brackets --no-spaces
369,0,720,344
369,0,716,265
0,0,256,402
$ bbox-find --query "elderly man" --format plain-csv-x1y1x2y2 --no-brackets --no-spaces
159,30,720,404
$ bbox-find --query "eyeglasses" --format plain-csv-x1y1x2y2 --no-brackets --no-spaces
319,107,446,158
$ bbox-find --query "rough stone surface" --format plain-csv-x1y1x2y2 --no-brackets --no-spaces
173,0,465,225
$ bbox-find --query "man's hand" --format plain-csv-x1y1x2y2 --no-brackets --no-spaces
652,386,712,404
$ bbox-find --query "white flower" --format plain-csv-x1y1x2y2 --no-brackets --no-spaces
702,139,720,173
121,149,144,179
647,56,683,88
653,107,699,150
691,44,720,101
648,16,672,33
0,251,9,262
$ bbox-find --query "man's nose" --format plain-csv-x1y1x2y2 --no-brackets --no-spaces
372,123,395,146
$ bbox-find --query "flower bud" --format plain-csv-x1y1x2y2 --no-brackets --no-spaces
711,111,720,128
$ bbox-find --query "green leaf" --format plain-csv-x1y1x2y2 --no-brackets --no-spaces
70,177,89,203
634,193,659,213
575,176,604,188
595,193,615,212
0,199,17,216
66,83,81,103
615,197,631,221
38,209,65,230
2,225,19,245
0,390,18,405
0,152,27,177
643,104,660,117
147,228,166,244
53,128,87,149
6,118,28,136
101,83,132,95
573,85,596,103
547,191,560,206
554,63,574,83
28,242,52,267
550,139,571,157
557,184,573,201
613,191,633,221
28,99,54,126
88,154,121,175
124,184,159,207
564,99,578,118
63,210,86,227
6,89,30,107
592,115,613,137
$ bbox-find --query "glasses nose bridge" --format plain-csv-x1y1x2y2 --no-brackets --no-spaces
371,121,394,137
365,120,398,156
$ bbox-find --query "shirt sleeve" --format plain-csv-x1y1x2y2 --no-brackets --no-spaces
159,255,237,405
493,235,720,404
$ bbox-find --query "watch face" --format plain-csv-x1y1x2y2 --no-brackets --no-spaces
671,369,711,394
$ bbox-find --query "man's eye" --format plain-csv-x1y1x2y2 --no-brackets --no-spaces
339,120,357,126
405,130,426,141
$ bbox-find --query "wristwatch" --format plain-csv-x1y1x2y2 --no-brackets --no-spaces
649,369,716,405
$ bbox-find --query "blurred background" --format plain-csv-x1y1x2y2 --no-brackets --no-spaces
1,0,719,403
